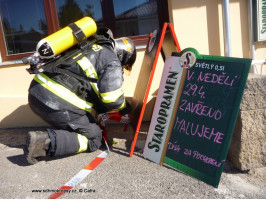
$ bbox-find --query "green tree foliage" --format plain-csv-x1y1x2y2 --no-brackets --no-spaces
58,0,84,28
84,4,94,18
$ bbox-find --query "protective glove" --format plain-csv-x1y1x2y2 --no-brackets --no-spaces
119,101,132,116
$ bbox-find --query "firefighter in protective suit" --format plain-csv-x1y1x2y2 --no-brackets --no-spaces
23,28,136,164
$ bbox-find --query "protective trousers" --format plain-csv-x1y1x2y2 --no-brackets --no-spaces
28,94,102,157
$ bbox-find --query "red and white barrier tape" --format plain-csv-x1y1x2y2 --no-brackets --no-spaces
49,141,109,199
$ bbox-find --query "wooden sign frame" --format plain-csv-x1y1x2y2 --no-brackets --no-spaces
129,23,181,157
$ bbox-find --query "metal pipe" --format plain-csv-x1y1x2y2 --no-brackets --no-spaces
248,0,257,73
248,0,255,60
222,0,232,57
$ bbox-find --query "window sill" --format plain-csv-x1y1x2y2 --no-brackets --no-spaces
0,44,147,66
136,44,146,50
0,60,23,66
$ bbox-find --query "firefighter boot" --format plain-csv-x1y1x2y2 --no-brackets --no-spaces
23,131,50,164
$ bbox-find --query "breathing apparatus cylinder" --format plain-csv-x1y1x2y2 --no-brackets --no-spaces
36,16,97,59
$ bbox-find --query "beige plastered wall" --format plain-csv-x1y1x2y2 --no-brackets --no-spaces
0,0,265,128
0,51,165,128
168,0,265,61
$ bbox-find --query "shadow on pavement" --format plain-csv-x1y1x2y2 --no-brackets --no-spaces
0,127,48,149
7,154,31,167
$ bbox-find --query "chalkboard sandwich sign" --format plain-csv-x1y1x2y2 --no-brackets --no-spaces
143,48,251,187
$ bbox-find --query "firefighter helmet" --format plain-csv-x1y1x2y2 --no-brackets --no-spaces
114,37,136,74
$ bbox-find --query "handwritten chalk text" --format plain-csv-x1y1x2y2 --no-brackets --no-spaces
167,141,224,168
179,100,222,120
173,117,224,144
197,72,237,87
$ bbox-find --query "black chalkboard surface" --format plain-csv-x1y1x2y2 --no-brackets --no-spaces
163,48,251,187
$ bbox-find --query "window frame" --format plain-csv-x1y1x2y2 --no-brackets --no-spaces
0,0,169,62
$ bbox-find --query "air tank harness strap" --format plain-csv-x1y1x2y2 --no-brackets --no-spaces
53,67,98,83
52,74,87,100
68,22,91,50
68,22,86,41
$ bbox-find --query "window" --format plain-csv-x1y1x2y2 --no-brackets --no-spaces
0,0,169,62
55,0,103,28
0,0,47,61
113,0,159,37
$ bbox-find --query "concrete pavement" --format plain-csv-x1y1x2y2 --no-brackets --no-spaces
0,124,265,199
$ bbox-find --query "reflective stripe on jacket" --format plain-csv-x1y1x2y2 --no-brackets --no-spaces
29,43,126,113
75,44,126,111
34,73,93,113
76,55,99,96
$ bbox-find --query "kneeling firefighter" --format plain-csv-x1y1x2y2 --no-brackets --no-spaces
23,17,136,164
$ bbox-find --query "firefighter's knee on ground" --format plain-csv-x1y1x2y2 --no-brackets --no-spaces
76,133,102,153
76,125,103,140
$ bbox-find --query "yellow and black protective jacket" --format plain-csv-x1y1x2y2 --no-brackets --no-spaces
28,41,126,115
